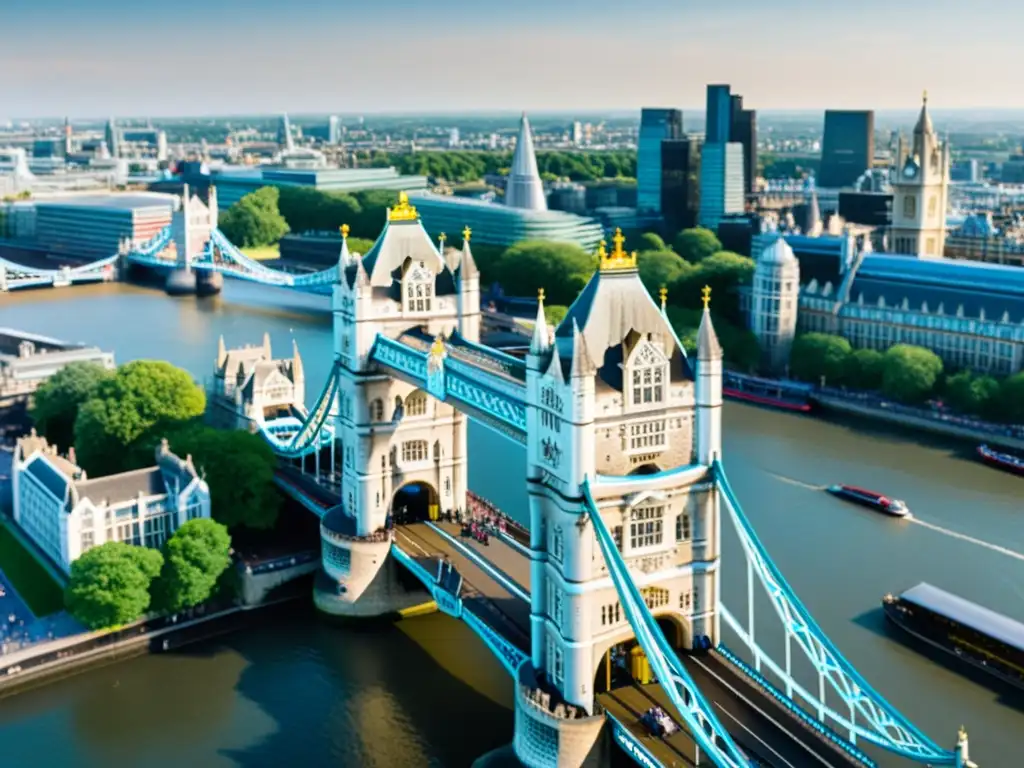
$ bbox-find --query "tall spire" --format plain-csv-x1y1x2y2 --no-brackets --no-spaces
804,188,821,236
338,224,351,266
505,112,547,211
531,288,550,355
914,90,934,137
697,286,723,361
291,338,304,382
262,332,272,358
458,226,478,280
278,113,294,151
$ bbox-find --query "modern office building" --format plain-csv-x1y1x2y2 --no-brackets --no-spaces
660,137,702,231
637,108,683,215
889,95,950,257
0,329,114,407
34,193,176,259
406,191,604,250
277,114,294,151
819,111,875,189
838,191,893,227
729,94,757,195
504,113,547,211
705,85,733,144
12,433,211,574
198,167,428,210
698,143,745,229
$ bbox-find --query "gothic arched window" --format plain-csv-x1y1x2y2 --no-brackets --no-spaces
405,390,428,417
627,340,668,407
403,261,434,313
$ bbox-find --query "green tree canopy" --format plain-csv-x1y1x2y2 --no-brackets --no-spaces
843,348,885,390
638,232,667,252
637,251,695,298
672,227,722,263
158,519,233,613
544,304,569,327
496,241,597,305
997,373,1024,424
789,333,853,385
30,362,112,451
65,542,163,630
74,361,206,476
944,370,1001,417
276,187,362,235
219,187,290,248
666,306,760,372
671,250,755,324
881,345,944,403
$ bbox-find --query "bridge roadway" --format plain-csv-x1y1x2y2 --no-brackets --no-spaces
397,521,862,768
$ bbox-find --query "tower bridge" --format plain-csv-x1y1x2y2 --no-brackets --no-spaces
218,193,971,767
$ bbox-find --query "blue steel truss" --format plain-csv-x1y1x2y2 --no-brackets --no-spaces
257,361,340,458
582,480,753,768
713,460,955,765
390,543,528,676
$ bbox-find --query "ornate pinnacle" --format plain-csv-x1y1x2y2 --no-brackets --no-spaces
538,287,545,303
702,284,712,310
462,226,472,242
439,232,447,246
599,228,637,271
659,286,668,308
340,223,350,238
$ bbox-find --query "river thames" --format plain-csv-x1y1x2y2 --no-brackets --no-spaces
0,281,1021,766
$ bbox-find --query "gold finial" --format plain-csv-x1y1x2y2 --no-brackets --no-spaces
597,239,607,258
439,232,447,245
462,225,472,242
340,223,350,238
538,287,545,303
388,190,419,222
599,228,637,271
701,284,712,310
430,335,445,358
659,286,668,308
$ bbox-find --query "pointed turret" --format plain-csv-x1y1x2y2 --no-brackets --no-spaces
915,90,935,137
569,318,595,378
291,338,304,382
458,226,478,280
262,332,272,359
531,288,550,355
338,224,352,266
697,288,723,361
456,225,481,342
803,187,821,237
505,112,547,211
216,335,227,368
695,285,723,464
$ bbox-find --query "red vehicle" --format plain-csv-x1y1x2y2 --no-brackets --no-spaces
977,444,1024,477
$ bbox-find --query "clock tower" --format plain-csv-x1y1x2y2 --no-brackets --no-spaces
889,92,950,258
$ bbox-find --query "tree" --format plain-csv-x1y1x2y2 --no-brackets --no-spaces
157,519,233,613
666,305,759,372
159,425,281,531
843,348,885,390
997,373,1024,424
944,370,1000,417
218,187,290,248
671,250,755,324
544,304,569,327
30,362,112,451
881,345,944,403
65,542,163,630
276,187,362,236
637,251,694,298
496,241,597,305
638,232,667,252
74,361,206,476
672,227,722,264
789,333,853,385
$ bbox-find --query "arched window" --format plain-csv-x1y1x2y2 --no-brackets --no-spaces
401,440,428,463
627,340,668,407
403,261,434,313
405,390,428,417
370,398,384,422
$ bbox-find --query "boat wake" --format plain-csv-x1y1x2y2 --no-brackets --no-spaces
766,472,826,491
908,517,1024,563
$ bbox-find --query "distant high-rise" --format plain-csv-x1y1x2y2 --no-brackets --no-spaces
698,142,745,229
661,137,702,232
448,127,460,148
637,108,683,215
504,113,547,211
705,86,756,194
571,120,583,147
328,115,341,145
104,117,120,159
820,110,875,188
277,114,294,151
705,85,733,144
63,116,73,158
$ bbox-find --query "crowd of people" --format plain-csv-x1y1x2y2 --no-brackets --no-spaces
641,705,680,737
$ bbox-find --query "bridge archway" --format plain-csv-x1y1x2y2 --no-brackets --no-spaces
592,612,689,696
629,462,663,476
392,481,440,524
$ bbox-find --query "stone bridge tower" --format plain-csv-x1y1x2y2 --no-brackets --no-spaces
167,184,221,296
316,193,481,617
514,230,724,765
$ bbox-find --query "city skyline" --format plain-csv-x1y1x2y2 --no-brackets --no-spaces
2,0,1022,118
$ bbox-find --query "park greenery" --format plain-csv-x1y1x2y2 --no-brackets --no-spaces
31,360,280,532
788,332,1024,422
65,519,233,630
218,187,290,248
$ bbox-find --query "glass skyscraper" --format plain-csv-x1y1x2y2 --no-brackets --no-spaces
637,108,683,215
698,143,745,229
820,110,875,188
705,85,733,144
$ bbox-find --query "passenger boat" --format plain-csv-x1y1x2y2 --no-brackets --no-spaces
722,372,814,413
977,444,1024,477
883,582,1024,692
825,484,910,518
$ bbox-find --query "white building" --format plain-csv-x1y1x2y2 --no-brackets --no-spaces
504,113,548,211
11,432,211,574
698,142,745,229
750,234,801,373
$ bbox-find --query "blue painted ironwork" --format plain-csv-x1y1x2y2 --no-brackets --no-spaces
582,479,752,768
713,460,955,764
424,521,529,602
716,645,878,767
371,336,429,383
605,713,664,768
258,361,339,458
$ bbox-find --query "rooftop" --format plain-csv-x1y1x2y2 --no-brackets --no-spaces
34,193,176,211
900,582,1024,654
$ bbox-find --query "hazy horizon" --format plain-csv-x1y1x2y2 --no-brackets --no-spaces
3,0,1022,118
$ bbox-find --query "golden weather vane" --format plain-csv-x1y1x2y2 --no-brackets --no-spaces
462,226,472,242
702,285,712,310
340,223,350,238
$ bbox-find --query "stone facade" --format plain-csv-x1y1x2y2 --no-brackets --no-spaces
207,334,306,431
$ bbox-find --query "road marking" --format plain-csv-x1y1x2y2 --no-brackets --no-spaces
713,702,797,768
688,656,839,768
395,530,431,558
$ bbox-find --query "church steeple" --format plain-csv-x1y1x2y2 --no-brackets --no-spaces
505,112,547,211
914,91,934,138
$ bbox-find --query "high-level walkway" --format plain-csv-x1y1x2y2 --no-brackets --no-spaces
393,520,862,768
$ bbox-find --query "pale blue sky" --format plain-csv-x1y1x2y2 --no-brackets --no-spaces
1,0,1020,117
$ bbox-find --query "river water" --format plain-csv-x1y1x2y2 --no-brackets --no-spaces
0,281,1021,767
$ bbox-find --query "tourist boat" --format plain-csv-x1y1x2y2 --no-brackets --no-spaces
883,582,1024,692
722,372,814,413
825,484,910,518
977,444,1024,477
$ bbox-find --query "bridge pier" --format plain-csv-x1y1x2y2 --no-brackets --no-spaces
165,267,197,296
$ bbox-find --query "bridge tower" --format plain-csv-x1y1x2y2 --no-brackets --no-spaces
316,194,479,617
167,184,221,296
514,231,723,766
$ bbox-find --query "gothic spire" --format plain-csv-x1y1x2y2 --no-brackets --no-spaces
914,90,934,137
697,286,723,361
569,318,596,378
504,112,547,211
804,188,821,236
291,338,304,382
531,288,550,355
262,332,272,358
338,224,351,266
458,225,478,281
